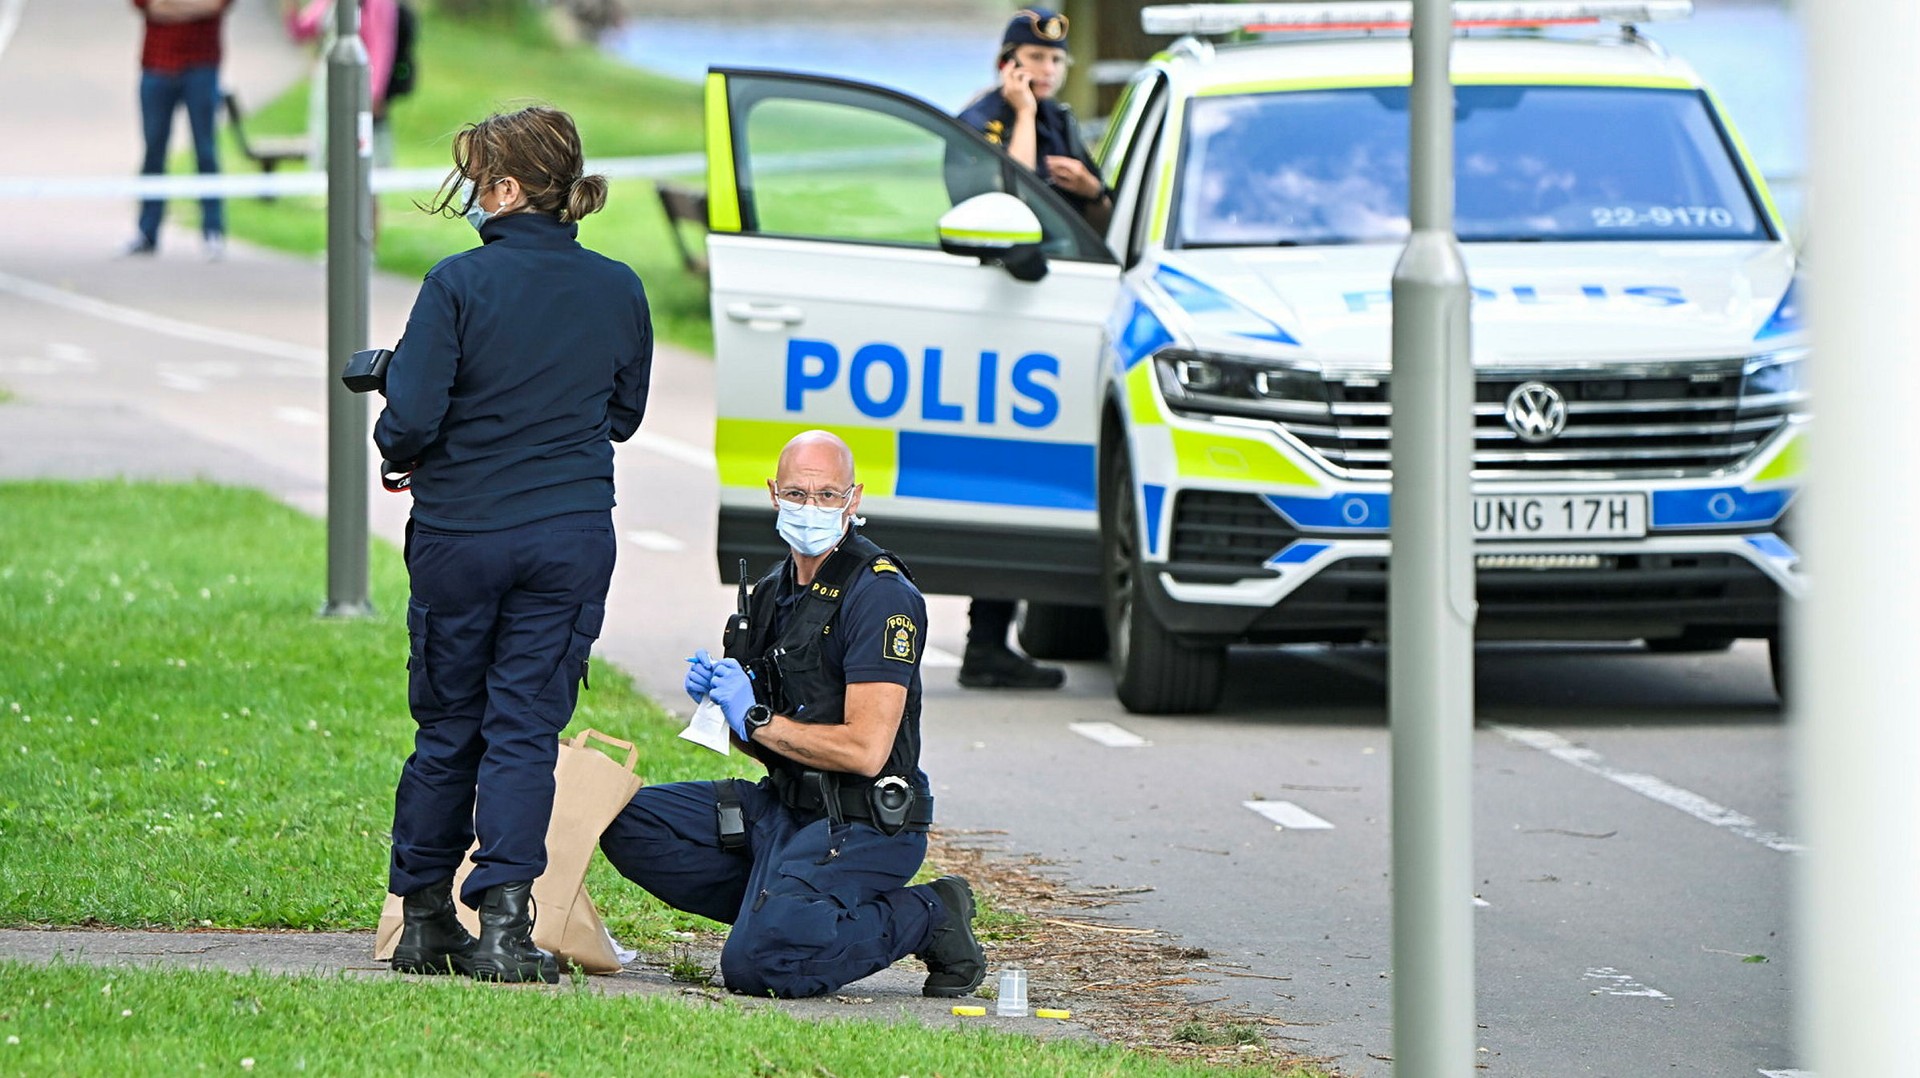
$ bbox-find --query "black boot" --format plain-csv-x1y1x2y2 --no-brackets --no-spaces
461,881,560,984
918,875,986,998
390,878,476,976
957,643,1066,690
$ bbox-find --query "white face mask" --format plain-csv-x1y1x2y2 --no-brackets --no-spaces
776,501,848,557
460,178,506,232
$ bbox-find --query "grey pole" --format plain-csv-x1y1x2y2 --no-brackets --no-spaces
1800,0,1920,1071
1388,0,1475,1073
322,0,373,618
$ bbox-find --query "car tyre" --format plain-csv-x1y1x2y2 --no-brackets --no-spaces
1016,602,1109,661
1102,449,1224,714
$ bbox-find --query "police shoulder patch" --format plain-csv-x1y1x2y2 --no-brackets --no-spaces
883,613,918,664
871,558,899,575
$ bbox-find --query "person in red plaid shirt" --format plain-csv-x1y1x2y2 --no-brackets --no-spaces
128,0,233,260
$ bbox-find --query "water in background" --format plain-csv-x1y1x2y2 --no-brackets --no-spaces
606,4,1803,218
604,17,1005,115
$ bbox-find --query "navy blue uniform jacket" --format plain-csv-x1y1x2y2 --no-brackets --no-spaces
375,212,653,531
956,91,1101,217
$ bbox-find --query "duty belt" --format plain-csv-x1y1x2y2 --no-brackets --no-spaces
771,770,935,832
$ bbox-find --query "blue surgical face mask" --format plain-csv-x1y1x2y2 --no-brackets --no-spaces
461,178,501,232
776,501,849,558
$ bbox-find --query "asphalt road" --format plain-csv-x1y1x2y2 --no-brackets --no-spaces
0,3,1802,1075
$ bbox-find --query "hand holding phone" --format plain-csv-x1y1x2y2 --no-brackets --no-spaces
999,59,1037,113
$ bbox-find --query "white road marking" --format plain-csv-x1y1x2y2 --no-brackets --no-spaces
623,429,716,471
44,342,93,367
1472,896,1491,908
0,270,320,364
156,371,207,393
1492,725,1803,854
1584,967,1670,999
1758,1070,1813,1077
272,406,323,427
624,530,685,553
921,645,961,669
0,269,722,472
1243,800,1335,830
1069,721,1150,748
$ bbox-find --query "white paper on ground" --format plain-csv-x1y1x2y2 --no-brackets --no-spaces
602,925,638,966
678,696,731,755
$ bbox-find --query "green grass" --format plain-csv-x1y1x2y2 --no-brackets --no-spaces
0,481,760,945
201,4,714,352
0,962,1300,1078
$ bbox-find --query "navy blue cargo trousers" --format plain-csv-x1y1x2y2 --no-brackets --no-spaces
389,510,615,907
600,778,945,998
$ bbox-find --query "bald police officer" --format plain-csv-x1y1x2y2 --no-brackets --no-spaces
599,431,986,999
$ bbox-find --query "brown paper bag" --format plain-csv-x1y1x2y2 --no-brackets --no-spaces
374,728,644,973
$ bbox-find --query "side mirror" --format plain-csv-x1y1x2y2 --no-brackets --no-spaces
938,193,1049,282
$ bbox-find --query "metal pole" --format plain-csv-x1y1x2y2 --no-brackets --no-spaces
1799,0,1920,1072
1388,0,1475,1073
323,0,373,618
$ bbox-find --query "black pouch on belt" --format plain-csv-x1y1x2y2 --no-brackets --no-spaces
715,779,747,852
868,776,914,837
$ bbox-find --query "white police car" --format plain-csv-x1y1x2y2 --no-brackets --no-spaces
701,0,1805,713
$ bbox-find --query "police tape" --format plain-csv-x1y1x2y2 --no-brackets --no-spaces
0,153,709,201
0,145,936,201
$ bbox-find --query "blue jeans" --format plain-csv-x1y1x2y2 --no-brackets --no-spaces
388,511,617,906
137,65,224,244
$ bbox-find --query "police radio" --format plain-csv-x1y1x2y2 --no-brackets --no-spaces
721,558,751,657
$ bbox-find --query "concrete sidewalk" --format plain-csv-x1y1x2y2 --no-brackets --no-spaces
0,928,1077,1037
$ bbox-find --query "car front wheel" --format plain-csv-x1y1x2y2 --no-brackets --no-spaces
1102,450,1225,714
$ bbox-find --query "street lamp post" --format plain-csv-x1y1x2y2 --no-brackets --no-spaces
322,0,373,618
1388,0,1477,1073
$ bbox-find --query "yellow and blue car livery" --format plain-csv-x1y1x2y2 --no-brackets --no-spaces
699,6,1806,712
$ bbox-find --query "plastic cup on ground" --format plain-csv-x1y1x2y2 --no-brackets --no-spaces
995,968,1028,1017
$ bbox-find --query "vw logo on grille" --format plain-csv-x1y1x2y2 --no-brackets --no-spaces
1504,381,1568,443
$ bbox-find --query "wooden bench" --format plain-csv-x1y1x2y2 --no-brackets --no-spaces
221,92,311,198
654,180,710,278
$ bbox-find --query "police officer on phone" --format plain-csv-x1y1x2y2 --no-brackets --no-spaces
958,6,1111,230
598,430,986,999
950,7,1108,690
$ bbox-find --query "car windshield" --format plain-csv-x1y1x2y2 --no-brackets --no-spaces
1174,84,1770,247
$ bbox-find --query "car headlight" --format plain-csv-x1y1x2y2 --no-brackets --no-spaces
1152,348,1330,421
1741,348,1809,410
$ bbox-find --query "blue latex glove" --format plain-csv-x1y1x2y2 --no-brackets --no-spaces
683,648,716,703
708,659,758,740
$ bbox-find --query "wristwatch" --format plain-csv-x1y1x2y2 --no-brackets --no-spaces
742,703,774,733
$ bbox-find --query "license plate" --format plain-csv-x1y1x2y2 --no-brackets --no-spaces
1472,493,1647,539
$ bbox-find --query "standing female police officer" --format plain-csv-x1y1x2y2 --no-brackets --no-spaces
375,105,653,983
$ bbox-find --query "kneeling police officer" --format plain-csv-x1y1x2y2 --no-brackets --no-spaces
599,430,986,999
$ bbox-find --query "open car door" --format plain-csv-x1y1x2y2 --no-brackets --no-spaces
704,69,1121,602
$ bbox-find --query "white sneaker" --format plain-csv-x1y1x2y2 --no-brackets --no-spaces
120,236,158,257
204,234,227,262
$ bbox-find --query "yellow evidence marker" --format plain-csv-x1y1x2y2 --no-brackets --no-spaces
951,1005,987,1016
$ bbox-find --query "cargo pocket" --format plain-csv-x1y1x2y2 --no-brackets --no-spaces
405,598,441,711
546,599,605,713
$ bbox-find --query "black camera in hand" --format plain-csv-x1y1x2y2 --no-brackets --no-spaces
341,347,393,394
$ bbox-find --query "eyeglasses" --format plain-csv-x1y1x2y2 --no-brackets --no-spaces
774,486,855,509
